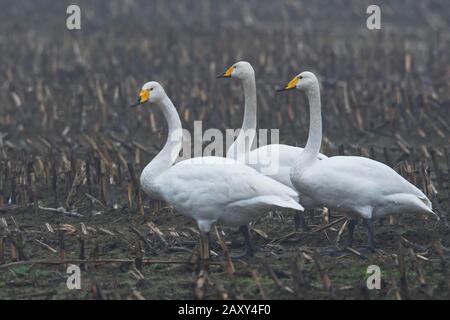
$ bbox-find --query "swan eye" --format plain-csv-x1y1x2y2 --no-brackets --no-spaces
299,76,303,80
150,88,154,91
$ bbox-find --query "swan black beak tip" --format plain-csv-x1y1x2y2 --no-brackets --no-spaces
129,99,142,108
216,73,227,79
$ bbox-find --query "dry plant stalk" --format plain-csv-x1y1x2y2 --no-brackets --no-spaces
214,226,235,276
312,250,335,298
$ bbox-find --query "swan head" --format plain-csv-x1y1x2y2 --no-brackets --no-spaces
130,81,166,107
277,71,318,93
216,61,254,80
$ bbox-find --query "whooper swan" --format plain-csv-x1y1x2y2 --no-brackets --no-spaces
130,81,303,267
278,71,438,251
217,61,327,231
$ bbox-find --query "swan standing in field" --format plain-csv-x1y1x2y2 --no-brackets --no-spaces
277,71,438,251
217,61,327,231
130,81,303,266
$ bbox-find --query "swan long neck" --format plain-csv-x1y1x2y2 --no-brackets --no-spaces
142,95,183,182
241,75,257,134
227,74,257,161
300,83,322,165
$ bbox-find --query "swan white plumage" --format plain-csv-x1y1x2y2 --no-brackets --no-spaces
278,71,438,250
217,61,327,230
130,81,303,267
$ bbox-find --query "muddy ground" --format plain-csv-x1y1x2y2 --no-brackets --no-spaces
0,0,449,299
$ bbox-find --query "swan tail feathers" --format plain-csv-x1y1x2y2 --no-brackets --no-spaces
256,196,304,212
403,193,439,221
418,195,440,221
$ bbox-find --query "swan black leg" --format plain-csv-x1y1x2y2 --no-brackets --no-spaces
346,218,357,248
294,210,311,232
231,225,256,259
363,219,376,252
241,225,255,256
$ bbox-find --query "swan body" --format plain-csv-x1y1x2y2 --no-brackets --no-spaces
278,71,436,248
131,81,303,264
218,61,327,229
153,156,302,231
293,155,433,220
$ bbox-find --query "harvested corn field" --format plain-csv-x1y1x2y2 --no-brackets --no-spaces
0,0,449,300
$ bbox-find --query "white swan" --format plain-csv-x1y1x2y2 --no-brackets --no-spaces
278,71,438,250
217,61,327,230
130,81,303,266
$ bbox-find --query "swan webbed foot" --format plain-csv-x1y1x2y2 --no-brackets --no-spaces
317,246,347,256
230,250,254,260
359,245,377,254
230,225,259,260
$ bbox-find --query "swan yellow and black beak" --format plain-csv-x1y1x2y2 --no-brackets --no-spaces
216,65,235,78
277,76,299,92
129,89,150,107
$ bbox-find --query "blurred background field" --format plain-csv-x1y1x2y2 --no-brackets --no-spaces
0,0,449,300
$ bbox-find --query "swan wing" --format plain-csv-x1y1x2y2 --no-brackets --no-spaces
155,156,303,226
323,157,425,196
295,156,430,217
